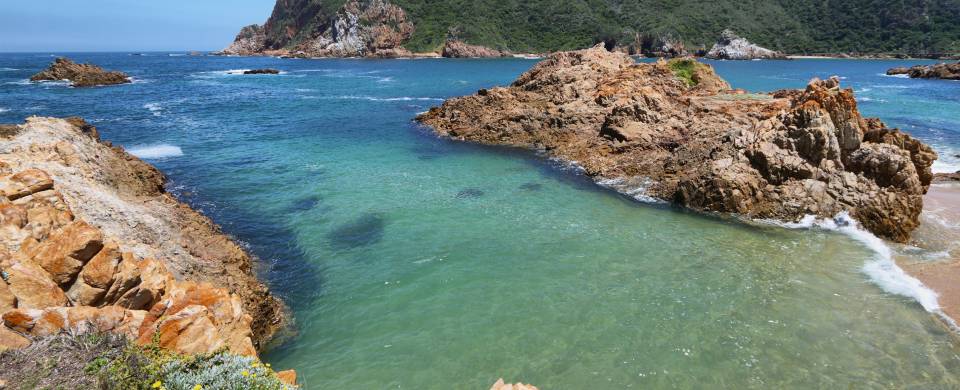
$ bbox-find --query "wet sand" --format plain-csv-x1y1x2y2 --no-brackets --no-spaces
899,183,960,326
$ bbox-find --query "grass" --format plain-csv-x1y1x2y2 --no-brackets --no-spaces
667,58,700,87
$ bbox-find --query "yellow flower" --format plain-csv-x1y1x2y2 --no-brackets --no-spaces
152,381,163,389
193,385,203,390
241,370,250,377
265,363,271,368
252,362,260,368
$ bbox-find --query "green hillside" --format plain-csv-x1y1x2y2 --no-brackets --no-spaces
259,0,960,55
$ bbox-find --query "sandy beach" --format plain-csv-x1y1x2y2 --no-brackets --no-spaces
899,183,960,325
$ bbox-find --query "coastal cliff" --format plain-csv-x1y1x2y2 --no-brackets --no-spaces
0,118,287,355
418,45,937,242
225,0,960,57
222,0,414,58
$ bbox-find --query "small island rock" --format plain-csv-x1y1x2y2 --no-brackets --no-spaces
243,69,281,75
30,58,130,87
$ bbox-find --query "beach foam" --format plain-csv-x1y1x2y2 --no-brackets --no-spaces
127,144,183,159
773,213,942,314
326,95,444,102
932,147,960,173
880,73,910,78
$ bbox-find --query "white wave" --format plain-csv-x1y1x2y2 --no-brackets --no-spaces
0,68,17,71
932,146,960,173
857,97,886,103
168,53,186,57
772,213,943,315
4,79,32,86
143,103,163,116
377,76,395,83
295,88,316,92
0,108,9,113
127,144,183,159
879,73,910,79
596,177,665,204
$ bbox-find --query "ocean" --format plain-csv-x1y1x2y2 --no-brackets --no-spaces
2,53,959,388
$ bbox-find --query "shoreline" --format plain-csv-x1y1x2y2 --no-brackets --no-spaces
898,182,960,327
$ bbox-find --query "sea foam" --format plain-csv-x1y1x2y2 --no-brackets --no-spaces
774,213,943,315
127,144,183,159
0,108,9,113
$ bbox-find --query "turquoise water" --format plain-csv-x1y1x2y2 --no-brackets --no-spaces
2,54,960,388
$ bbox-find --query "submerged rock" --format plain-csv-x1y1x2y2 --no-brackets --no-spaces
327,213,386,250
456,188,485,198
442,40,507,58
243,68,281,75
490,379,539,390
30,58,131,87
418,44,936,242
705,30,786,60
886,62,960,80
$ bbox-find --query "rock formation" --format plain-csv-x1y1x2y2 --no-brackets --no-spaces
886,62,960,80
442,39,508,58
30,58,131,87
705,30,787,60
418,44,936,242
0,117,286,354
221,0,414,58
244,69,281,75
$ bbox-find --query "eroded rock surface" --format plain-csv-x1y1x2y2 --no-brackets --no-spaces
418,44,936,242
705,30,787,60
887,62,960,80
0,118,286,354
30,58,131,87
222,0,414,58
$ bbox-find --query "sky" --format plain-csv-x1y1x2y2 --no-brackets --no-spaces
0,0,276,52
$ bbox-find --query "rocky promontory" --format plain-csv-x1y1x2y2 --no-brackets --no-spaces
222,0,414,58
0,118,287,357
887,62,960,80
30,58,131,87
705,30,787,60
418,45,936,242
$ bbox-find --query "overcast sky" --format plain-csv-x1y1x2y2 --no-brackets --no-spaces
0,0,276,52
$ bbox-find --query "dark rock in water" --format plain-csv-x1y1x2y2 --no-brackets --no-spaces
289,194,322,212
456,188,485,198
327,213,385,250
244,69,281,75
886,67,910,75
30,57,130,87
519,182,543,191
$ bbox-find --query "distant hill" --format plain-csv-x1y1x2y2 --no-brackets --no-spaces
236,0,960,56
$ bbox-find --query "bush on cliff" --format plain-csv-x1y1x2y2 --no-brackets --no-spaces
0,333,294,390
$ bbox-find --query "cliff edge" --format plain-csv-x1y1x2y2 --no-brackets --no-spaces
0,117,286,354
418,45,936,242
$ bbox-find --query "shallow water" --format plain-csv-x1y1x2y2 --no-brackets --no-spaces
2,53,960,388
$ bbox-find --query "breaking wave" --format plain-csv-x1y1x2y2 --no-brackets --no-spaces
127,144,183,159
770,213,944,318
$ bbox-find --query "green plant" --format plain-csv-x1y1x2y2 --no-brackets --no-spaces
667,58,700,87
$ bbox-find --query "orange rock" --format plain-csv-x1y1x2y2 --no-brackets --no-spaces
0,280,15,313
4,258,67,309
0,325,29,351
2,308,41,333
2,306,145,340
66,242,122,306
115,258,168,310
1,169,54,201
24,220,103,286
141,304,224,355
490,379,539,390
101,252,142,305
276,370,297,386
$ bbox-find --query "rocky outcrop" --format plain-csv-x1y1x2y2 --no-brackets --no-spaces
705,30,787,60
0,118,286,354
418,44,936,242
934,171,960,183
442,39,508,58
244,69,281,75
886,62,960,80
30,58,130,87
222,24,267,56
223,0,414,58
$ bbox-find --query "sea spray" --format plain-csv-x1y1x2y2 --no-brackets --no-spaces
772,213,945,317
127,144,184,159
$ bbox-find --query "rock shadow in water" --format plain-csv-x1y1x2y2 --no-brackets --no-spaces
518,182,543,191
456,188,485,199
326,212,386,250
288,194,323,212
